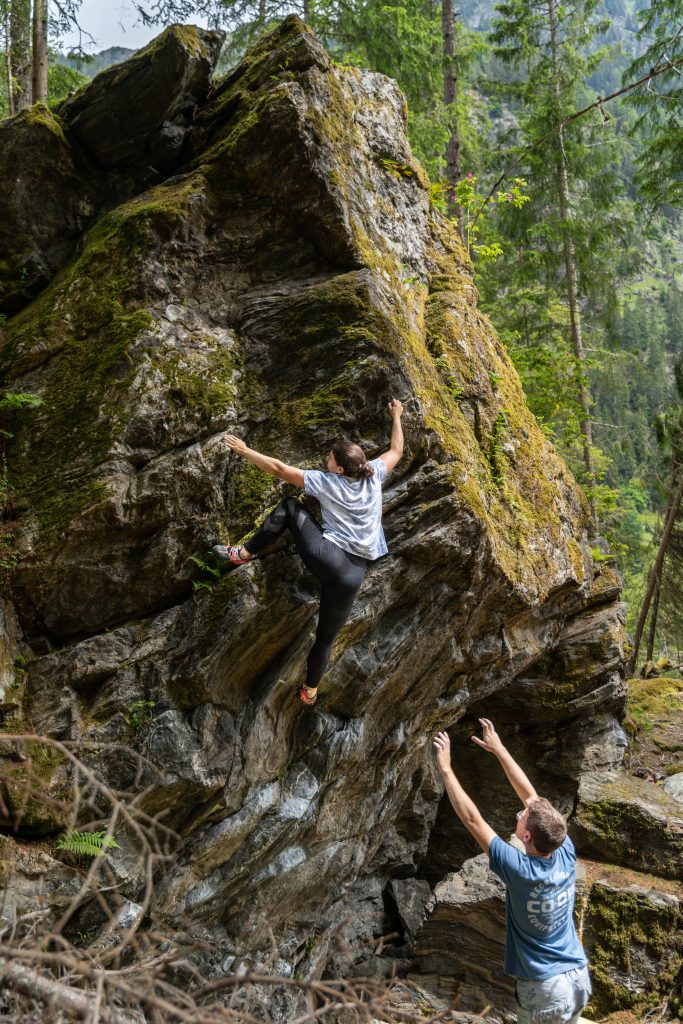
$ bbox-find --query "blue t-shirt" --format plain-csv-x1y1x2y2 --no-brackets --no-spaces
303,458,388,560
488,834,588,981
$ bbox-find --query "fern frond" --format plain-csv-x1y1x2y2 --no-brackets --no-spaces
0,392,43,412
188,554,220,578
56,830,121,857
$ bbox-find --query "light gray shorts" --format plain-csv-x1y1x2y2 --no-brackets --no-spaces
515,965,591,1024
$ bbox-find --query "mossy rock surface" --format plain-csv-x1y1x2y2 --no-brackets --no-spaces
0,27,224,319
573,769,683,881
59,25,224,172
0,104,99,315
583,875,682,1016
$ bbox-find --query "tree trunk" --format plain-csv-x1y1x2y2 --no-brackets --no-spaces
10,0,32,111
302,0,311,22
32,0,48,103
645,568,661,662
547,0,596,498
442,0,465,240
3,1,13,115
627,471,683,676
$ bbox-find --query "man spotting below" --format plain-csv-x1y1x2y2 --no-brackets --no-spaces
433,719,591,1024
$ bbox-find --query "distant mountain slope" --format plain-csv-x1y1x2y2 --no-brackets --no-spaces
56,46,137,78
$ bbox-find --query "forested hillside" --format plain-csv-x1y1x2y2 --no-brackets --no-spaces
4,0,678,661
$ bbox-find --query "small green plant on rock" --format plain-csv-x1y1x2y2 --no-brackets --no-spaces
378,156,414,179
188,554,220,595
436,355,465,400
125,700,156,731
485,409,511,487
56,830,120,858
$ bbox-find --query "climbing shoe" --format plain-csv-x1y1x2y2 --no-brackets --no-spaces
212,545,252,565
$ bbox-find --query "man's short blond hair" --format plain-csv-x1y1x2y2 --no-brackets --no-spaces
526,797,567,854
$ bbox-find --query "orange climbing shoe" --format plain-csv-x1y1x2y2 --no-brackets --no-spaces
297,686,318,705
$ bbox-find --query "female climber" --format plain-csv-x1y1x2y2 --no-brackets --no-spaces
213,399,405,705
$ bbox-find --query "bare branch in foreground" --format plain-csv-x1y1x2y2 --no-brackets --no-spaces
0,734,488,1023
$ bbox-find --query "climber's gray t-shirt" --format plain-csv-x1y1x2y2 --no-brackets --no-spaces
303,458,388,560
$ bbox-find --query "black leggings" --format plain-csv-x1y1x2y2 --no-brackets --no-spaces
244,497,367,687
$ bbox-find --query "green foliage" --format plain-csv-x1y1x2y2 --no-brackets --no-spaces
47,57,89,105
188,553,221,595
624,0,683,211
124,700,156,731
56,830,121,857
453,173,529,262
485,408,511,487
0,392,42,414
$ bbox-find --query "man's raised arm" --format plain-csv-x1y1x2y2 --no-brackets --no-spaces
471,718,538,806
433,731,496,853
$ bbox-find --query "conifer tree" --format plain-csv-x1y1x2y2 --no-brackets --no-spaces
31,0,47,100
628,361,683,673
9,0,30,110
625,0,683,210
482,0,632,507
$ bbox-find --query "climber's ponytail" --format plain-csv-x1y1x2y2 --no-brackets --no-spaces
331,439,374,480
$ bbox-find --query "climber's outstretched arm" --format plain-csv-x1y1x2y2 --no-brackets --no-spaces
379,398,405,473
433,731,496,854
224,434,305,488
471,718,538,807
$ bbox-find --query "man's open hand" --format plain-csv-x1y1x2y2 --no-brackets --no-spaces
471,718,504,754
433,731,452,776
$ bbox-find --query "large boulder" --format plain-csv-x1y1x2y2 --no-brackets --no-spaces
0,14,628,984
572,770,683,881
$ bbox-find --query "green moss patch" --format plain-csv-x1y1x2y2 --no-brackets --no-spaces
585,880,682,1016
2,174,206,542
160,345,235,418
624,677,683,772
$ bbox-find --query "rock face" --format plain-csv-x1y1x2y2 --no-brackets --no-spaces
0,14,630,993
583,871,682,1016
573,770,683,881
0,25,224,316
413,853,513,1017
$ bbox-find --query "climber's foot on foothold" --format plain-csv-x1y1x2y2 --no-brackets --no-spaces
212,545,252,565
297,685,318,706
